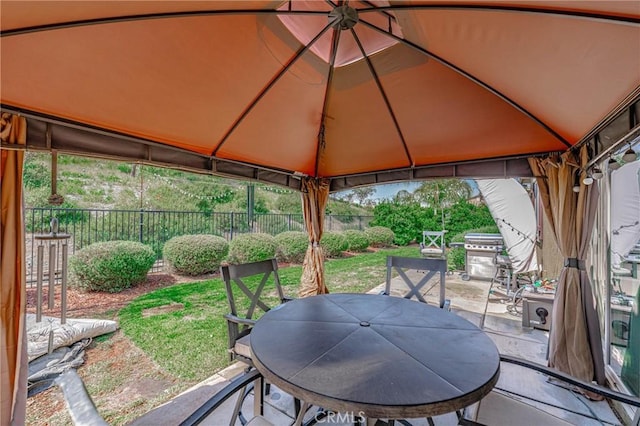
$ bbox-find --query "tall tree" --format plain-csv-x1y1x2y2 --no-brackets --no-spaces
413,179,472,229
352,186,375,205
393,189,415,204
413,179,472,209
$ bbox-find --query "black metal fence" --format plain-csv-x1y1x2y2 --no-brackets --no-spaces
25,207,373,285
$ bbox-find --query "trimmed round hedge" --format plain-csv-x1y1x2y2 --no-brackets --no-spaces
227,233,278,264
69,241,155,292
343,230,369,252
275,231,309,264
163,234,229,275
364,226,395,247
320,231,348,258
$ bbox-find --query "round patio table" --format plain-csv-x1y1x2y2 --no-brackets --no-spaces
250,293,500,420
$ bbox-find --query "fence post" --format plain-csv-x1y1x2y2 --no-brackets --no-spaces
230,212,234,240
139,209,144,243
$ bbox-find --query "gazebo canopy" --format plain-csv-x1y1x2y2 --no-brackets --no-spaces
1,1,639,191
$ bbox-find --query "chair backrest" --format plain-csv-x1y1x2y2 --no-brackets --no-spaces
221,258,286,322
420,231,446,258
385,256,448,309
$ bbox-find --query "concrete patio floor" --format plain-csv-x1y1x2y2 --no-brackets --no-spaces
132,271,624,426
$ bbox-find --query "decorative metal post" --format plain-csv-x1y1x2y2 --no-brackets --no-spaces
34,217,71,353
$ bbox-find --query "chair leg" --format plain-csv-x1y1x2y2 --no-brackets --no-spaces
294,397,301,418
293,401,311,426
254,376,264,416
231,384,249,425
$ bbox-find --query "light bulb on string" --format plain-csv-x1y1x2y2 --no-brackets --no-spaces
622,147,637,162
591,167,603,179
608,158,621,171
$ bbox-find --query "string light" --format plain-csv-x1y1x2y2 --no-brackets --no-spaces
608,157,621,171
622,147,637,162
146,172,234,201
496,218,536,244
144,169,294,200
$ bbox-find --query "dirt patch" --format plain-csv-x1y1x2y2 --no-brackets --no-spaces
142,302,184,318
26,273,180,319
25,271,215,425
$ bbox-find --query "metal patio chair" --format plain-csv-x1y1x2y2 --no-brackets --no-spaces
221,258,292,367
221,259,301,422
384,256,451,310
180,369,272,426
459,354,640,426
419,231,447,259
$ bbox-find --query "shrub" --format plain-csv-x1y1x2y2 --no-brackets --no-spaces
320,231,348,258
69,241,155,292
163,234,229,275
364,226,395,248
227,233,278,264
344,230,369,252
370,201,426,245
275,231,309,264
445,201,496,242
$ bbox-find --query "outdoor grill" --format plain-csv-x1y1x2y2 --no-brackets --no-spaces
463,233,505,280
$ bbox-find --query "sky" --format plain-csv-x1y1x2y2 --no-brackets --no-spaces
372,182,422,200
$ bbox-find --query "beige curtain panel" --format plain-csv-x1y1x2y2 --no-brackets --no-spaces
299,177,330,298
0,113,27,426
529,145,605,387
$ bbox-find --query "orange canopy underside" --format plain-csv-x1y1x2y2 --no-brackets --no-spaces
1,1,639,181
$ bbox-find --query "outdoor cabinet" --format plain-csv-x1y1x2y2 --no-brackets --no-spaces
522,295,554,331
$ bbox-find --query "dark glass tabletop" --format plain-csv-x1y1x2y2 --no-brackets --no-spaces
250,293,500,419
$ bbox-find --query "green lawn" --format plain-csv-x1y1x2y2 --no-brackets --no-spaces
118,246,419,381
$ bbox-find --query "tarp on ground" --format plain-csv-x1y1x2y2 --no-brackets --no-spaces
27,314,118,362
26,314,117,397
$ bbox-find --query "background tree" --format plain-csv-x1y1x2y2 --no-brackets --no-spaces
351,187,376,206
413,179,472,209
413,179,472,228
393,189,415,204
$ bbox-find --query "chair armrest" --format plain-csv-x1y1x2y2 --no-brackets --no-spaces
282,296,295,303
224,314,256,327
180,370,264,426
500,354,640,407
